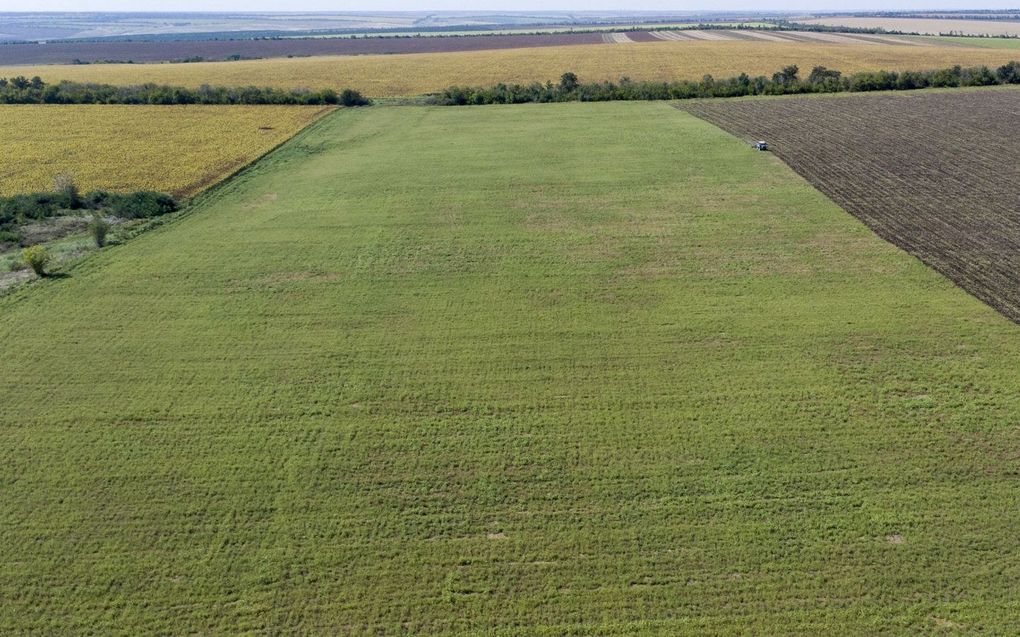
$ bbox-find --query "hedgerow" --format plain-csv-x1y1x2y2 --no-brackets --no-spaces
0,187,178,246
0,76,371,106
430,61,1020,105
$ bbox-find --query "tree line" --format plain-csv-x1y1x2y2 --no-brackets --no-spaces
0,76,371,106
431,61,1020,105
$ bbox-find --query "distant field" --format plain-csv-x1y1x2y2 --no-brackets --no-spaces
928,35,1020,49
306,22,775,39
0,11,451,41
0,32,606,65
683,87,1020,323
0,105,330,196
0,28,932,65
3,102,1020,633
802,16,1020,37
4,39,1017,96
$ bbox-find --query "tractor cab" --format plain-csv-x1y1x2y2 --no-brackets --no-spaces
754,141,769,151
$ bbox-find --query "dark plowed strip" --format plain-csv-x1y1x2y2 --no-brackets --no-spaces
680,89,1020,323
0,32,608,65
625,31,662,42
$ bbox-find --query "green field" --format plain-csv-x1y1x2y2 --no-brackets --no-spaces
929,35,1020,49
3,102,1020,633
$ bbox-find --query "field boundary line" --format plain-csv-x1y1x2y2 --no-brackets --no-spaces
0,105,338,303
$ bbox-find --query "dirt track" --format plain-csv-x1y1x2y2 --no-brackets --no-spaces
681,89,1020,323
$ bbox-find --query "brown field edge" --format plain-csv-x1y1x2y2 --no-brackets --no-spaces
680,89,1020,324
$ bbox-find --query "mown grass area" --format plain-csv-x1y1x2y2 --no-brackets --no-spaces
2,102,1020,633
0,104,332,197
4,39,1019,96
930,35,1020,49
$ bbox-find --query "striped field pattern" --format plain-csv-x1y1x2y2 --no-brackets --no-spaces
2,38,1014,96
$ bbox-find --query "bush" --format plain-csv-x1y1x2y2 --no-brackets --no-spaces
0,188,178,230
88,214,111,247
559,72,579,92
0,192,70,222
0,229,21,244
22,245,50,277
339,88,370,107
82,190,113,209
108,191,178,219
996,61,1020,83
53,173,80,209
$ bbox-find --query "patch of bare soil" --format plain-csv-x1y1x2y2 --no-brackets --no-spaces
0,269,33,292
18,216,89,246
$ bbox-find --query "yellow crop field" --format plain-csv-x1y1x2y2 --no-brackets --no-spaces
0,104,331,197
2,40,1018,97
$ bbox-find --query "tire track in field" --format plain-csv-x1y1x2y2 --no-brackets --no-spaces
680,90,1020,323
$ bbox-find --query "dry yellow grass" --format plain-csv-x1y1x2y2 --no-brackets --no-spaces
801,16,1020,37
0,104,331,197
2,40,1018,96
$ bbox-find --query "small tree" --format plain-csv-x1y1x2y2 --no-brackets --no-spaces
88,214,111,247
22,245,50,277
772,65,800,86
996,60,1020,84
808,66,841,84
53,173,80,209
338,88,370,107
559,72,579,92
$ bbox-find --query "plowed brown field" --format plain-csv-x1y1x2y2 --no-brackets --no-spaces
682,88,1020,322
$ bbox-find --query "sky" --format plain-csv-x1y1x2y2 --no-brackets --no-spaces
0,2,1008,11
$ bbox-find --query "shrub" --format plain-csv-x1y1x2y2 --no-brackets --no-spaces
88,214,111,247
108,191,178,219
996,61,1020,83
82,190,113,209
339,88,371,107
0,228,21,244
559,72,579,92
53,173,80,209
0,193,66,222
22,245,50,277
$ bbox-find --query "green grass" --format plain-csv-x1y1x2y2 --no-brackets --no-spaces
2,102,1020,634
927,35,1020,48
